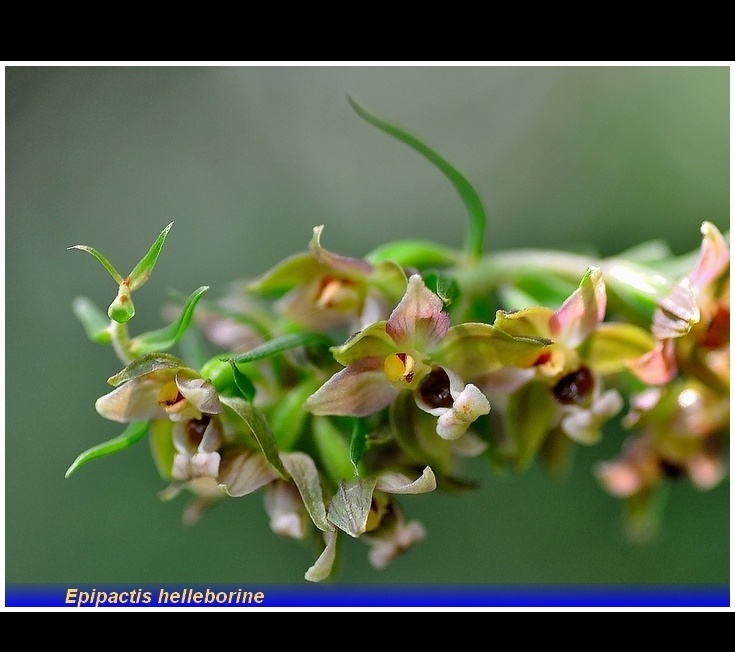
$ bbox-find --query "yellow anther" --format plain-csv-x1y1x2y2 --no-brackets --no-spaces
157,380,187,413
384,352,416,383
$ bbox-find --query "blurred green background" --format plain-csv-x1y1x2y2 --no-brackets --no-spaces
5,65,729,589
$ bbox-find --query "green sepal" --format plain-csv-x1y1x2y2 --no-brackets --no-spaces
326,477,377,538
349,418,368,475
220,396,288,479
129,222,174,291
603,262,670,324
229,331,333,365
423,270,461,307
228,361,256,402
312,416,356,485
493,306,554,339
149,419,175,481
270,378,322,450
129,286,209,356
433,323,552,379
281,452,335,532
246,252,322,296
67,244,124,284
330,321,396,366
72,296,112,344
348,95,486,262
65,421,150,478
108,284,135,323
505,381,556,471
107,352,192,387
580,323,656,376
365,240,460,269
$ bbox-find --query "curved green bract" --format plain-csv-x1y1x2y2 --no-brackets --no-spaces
130,286,209,356
67,245,123,284
129,222,174,290
365,240,460,269
228,331,333,365
348,96,487,262
65,421,150,478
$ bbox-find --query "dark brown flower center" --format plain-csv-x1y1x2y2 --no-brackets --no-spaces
185,417,210,448
418,367,454,409
552,365,594,405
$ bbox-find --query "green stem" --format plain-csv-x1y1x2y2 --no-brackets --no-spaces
108,320,135,365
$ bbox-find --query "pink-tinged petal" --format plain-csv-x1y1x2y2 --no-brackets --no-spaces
594,458,644,498
550,267,606,348
686,453,726,491
652,278,700,339
304,357,399,417
95,377,168,423
627,340,678,385
386,274,449,349
688,221,729,291
310,225,373,276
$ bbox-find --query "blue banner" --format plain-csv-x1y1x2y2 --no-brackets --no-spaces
4,584,730,608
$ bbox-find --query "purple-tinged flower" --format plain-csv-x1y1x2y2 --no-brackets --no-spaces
305,274,549,440
484,267,636,447
629,221,729,393
247,225,406,332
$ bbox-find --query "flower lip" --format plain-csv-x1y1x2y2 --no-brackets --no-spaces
418,367,454,409
552,365,594,406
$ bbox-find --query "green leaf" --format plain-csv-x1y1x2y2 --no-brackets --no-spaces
221,396,288,479
348,95,487,261
349,419,368,475
129,222,174,290
129,286,209,356
67,244,124,284
65,421,150,478
229,360,256,402
72,296,111,344
505,381,556,471
365,240,460,268
107,352,190,386
229,331,333,365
